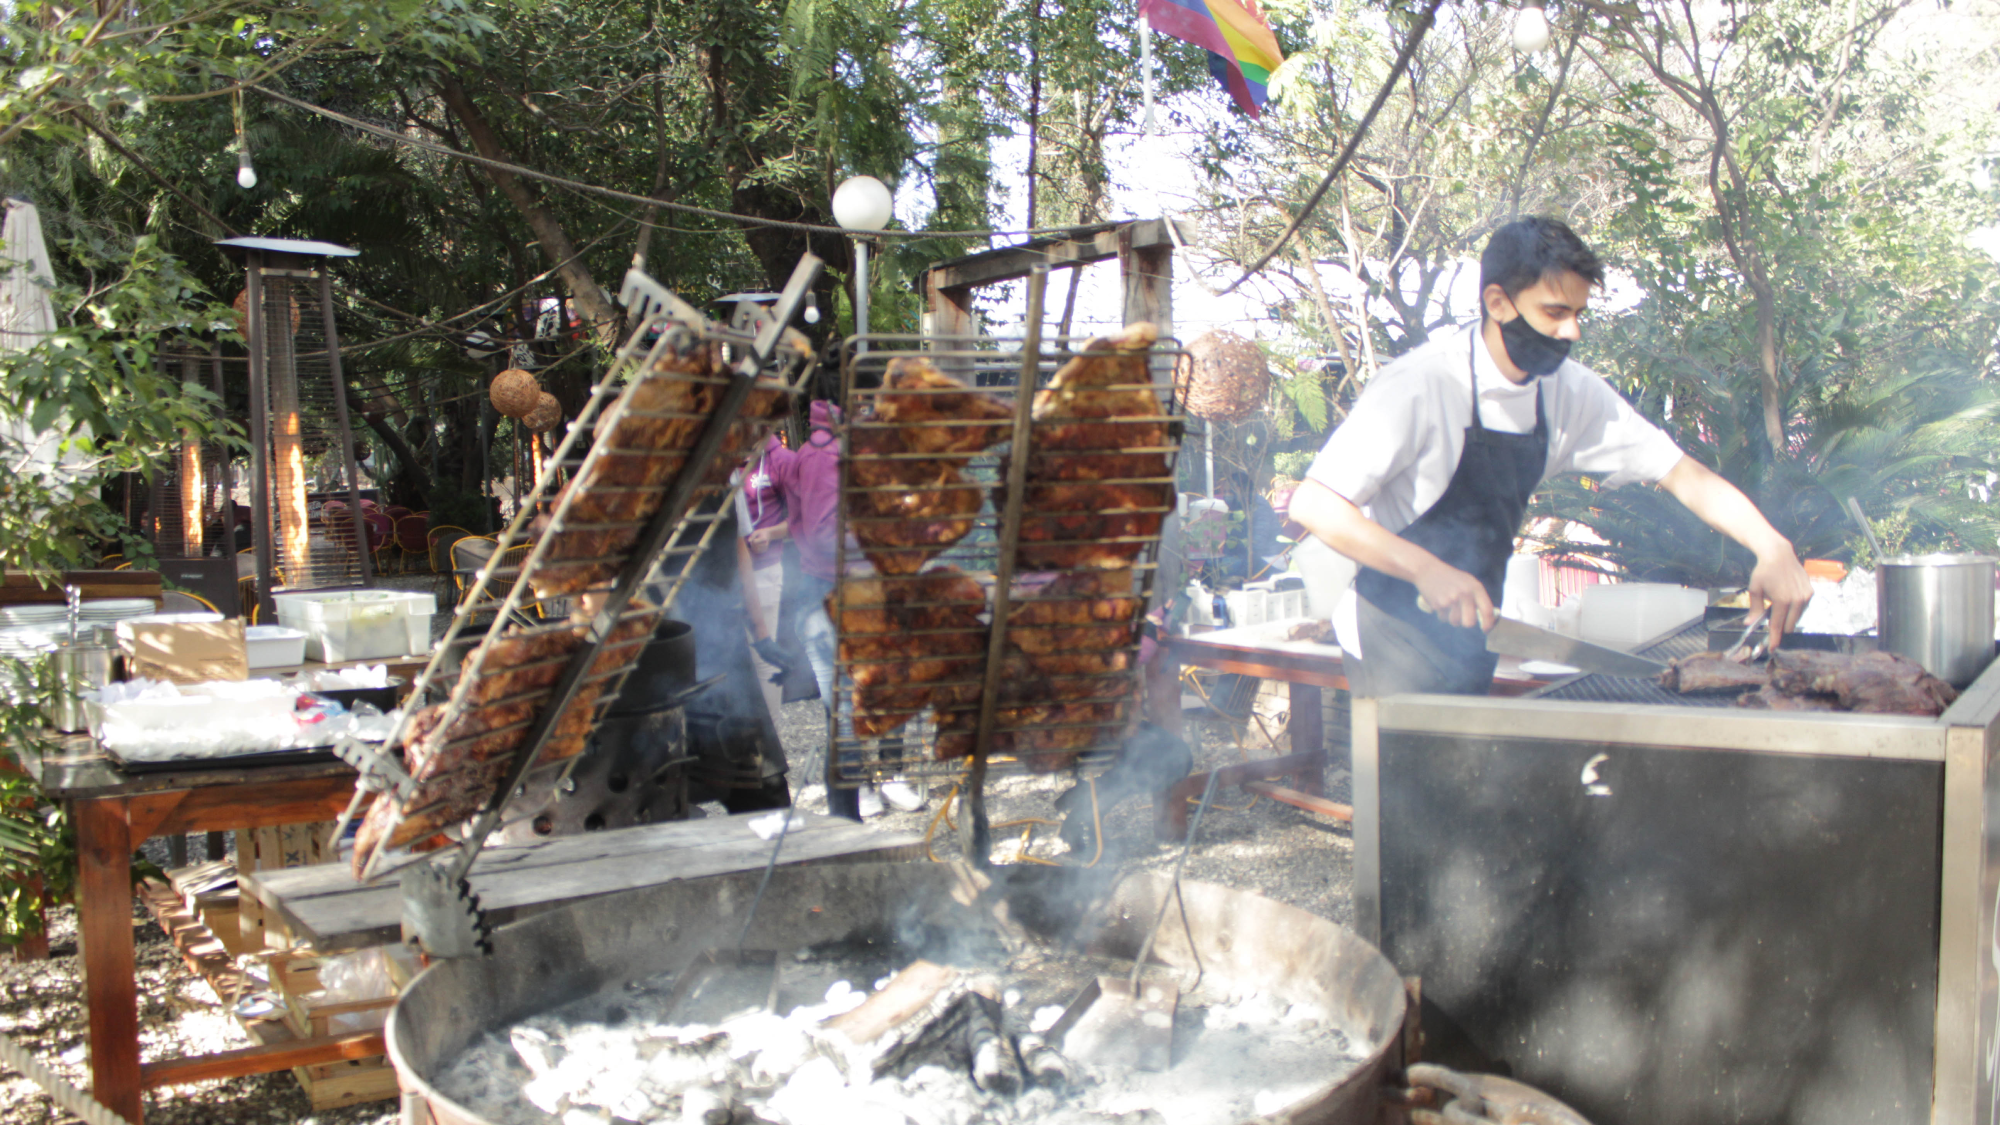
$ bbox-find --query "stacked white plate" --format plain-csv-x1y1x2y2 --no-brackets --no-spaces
0,626,60,659
78,599,160,628
0,605,69,628
0,606,70,660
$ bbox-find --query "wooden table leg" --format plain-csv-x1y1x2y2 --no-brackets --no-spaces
1287,683,1326,796
75,797,144,1125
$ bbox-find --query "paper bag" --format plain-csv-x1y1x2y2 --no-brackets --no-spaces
120,619,249,685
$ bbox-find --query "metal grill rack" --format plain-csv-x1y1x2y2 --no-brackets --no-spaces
335,255,822,888
825,274,1187,793
1525,619,1722,707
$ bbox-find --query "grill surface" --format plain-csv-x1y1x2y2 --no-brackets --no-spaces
1525,619,1731,707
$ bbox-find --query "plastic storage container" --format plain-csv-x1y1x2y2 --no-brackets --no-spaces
243,625,309,669
274,590,435,663
1577,583,1706,651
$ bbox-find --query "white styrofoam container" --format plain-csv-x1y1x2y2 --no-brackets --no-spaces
1577,583,1706,651
243,625,309,669
274,590,434,663
1224,588,1267,628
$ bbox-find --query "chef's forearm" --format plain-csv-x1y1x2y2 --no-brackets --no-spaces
1290,479,1445,585
1656,457,1793,561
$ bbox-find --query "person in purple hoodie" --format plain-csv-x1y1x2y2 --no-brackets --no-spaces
748,400,860,817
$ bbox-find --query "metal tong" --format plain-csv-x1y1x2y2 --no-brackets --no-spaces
1722,605,1769,663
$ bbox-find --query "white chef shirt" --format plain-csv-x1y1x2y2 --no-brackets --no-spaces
1306,323,1685,535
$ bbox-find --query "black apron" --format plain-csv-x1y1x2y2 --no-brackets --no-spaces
1353,333,1548,697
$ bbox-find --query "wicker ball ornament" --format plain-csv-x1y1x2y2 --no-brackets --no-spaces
490,369,541,419
523,392,563,433
1175,330,1271,422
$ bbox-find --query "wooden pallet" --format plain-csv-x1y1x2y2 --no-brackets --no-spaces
144,867,399,1109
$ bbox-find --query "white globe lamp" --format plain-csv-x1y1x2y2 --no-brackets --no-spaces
833,176,894,348
832,176,894,232
1513,2,1551,53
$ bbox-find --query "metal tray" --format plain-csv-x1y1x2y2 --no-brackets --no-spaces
103,743,343,774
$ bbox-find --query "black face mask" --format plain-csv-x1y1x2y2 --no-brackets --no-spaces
1497,310,1572,377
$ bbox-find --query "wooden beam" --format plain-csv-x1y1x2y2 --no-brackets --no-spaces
148,774,356,836
922,220,1193,294
1243,780,1353,823
138,1032,386,1089
74,797,144,1124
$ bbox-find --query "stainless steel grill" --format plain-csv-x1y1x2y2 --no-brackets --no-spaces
1525,619,1724,707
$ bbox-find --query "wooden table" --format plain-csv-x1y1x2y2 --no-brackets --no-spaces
21,736,363,1123
1163,623,1554,838
242,812,925,954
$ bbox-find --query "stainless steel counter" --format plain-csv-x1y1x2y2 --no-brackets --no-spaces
1353,651,2000,1125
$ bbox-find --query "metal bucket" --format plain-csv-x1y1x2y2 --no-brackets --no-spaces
388,863,1407,1125
1878,553,1996,686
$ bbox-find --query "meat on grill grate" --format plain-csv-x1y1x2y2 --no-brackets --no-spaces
847,360,1011,576
1661,647,1958,716
1658,653,1769,693
1016,323,1172,571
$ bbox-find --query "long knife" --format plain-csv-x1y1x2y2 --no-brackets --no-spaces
1485,617,1666,678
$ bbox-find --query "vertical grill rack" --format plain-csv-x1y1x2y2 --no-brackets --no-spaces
336,256,821,886
826,305,1187,789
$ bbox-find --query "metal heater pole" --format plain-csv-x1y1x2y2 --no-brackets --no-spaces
321,271,372,586
246,252,277,620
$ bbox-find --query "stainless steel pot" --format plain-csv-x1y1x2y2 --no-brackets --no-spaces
1878,552,1996,686
48,644,112,733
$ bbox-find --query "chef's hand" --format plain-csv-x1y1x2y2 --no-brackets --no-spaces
1415,561,1496,632
1749,546,1812,647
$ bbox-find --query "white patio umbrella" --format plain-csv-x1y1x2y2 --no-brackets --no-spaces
1,197,89,496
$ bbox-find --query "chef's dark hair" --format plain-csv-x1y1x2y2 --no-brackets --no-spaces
1479,217,1604,315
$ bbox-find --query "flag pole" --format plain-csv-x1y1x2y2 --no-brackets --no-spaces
1139,11,1157,134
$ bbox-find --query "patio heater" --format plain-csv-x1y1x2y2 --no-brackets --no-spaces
216,236,368,619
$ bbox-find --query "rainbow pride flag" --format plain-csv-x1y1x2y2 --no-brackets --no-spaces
1139,0,1284,119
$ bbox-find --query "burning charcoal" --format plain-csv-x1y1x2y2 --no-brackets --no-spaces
512,1025,563,1077
681,1084,734,1125
1015,1033,1070,1090
964,994,1023,1096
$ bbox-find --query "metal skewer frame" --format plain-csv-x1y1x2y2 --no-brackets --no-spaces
335,255,822,896
824,266,1187,861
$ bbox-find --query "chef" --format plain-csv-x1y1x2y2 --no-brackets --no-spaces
1290,217,1811,696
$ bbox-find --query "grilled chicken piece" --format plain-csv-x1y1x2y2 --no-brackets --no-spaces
873,357,1016,455
847,424,985,576
1016,323,1172,570
833,568,988,738
1659,653,1770,693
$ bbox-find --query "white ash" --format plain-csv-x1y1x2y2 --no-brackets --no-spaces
432,947,1362,1125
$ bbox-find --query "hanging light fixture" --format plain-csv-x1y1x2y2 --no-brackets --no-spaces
233,90,258,189
1514,0,1551,53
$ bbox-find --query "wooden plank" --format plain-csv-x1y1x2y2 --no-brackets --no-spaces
75,797,145,1124
1242,780,1353,822
138,1032,385,1089
244,812,924,952
150,775,356,836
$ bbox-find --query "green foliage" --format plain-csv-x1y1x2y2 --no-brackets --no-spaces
0,659,73,946
0,229,242,576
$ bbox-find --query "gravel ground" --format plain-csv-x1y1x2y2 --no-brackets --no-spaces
0,591,1353,1122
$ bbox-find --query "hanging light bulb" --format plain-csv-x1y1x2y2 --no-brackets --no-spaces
232,89,258,189
1513,0,1551,53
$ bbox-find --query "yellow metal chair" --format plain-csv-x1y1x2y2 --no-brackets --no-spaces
448,536,500,607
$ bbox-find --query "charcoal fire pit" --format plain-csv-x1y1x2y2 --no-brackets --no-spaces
388,862,1406,1125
